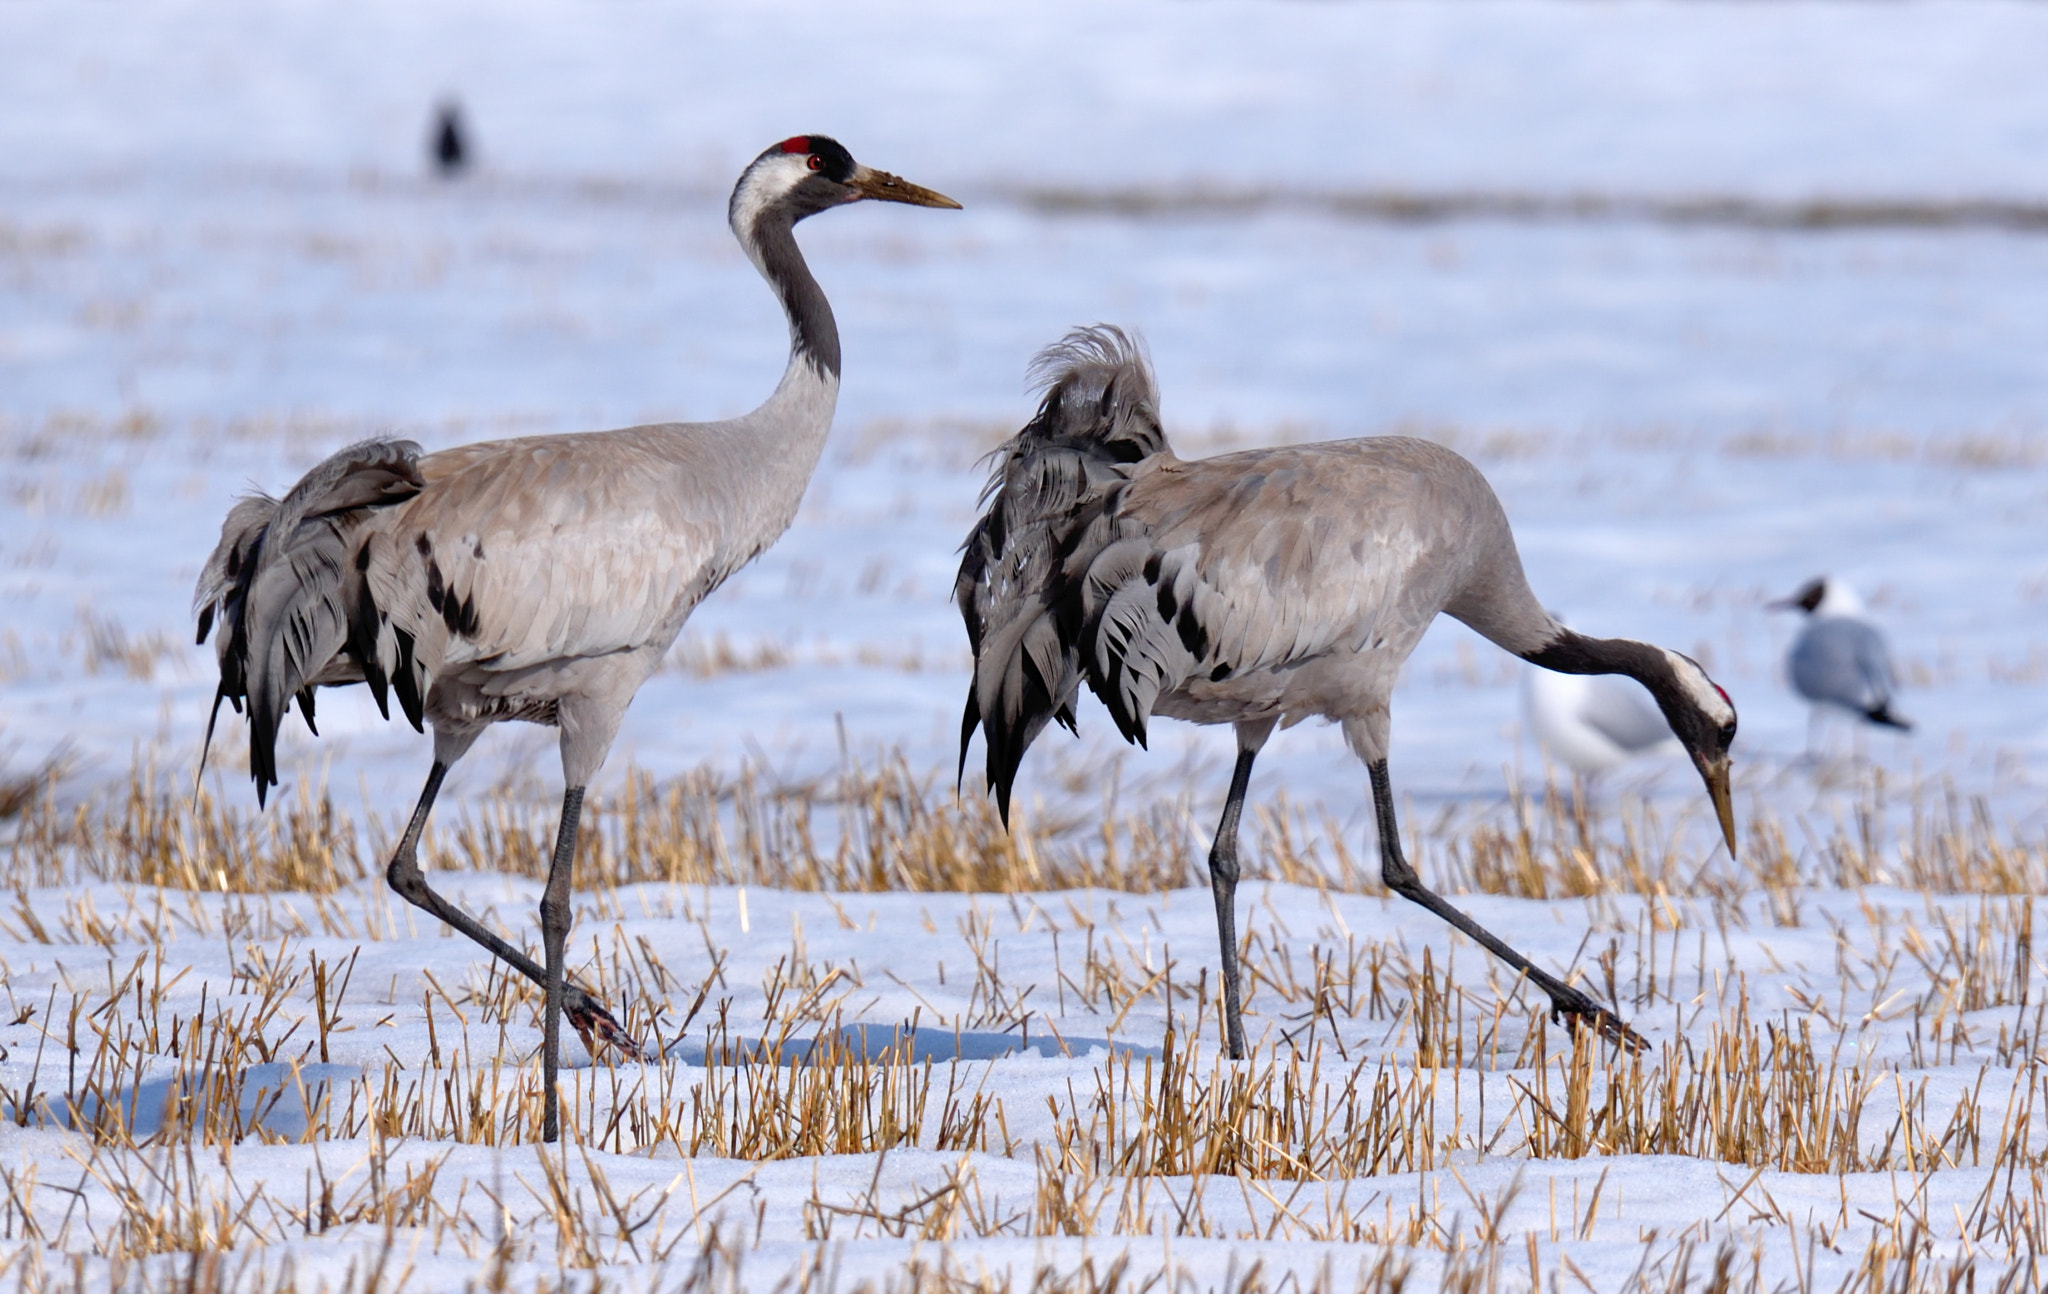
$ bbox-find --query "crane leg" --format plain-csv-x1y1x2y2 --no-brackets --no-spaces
1207,748,1258,1060
1366,760,1646,1052
537,785,584,1143
384,764,645,1131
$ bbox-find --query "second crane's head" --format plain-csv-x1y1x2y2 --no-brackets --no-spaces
729,135,960,235
1649,650,1740,860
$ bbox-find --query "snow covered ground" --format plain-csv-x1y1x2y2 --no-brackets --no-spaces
5,2,2048,1289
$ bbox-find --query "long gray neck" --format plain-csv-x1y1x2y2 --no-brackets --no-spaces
1434,481,1689,717
746,211,840,380
1441,524,1563,661
1443,541,1672,690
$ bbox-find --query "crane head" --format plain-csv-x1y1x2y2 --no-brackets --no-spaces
731,135,960,232
1654,649,1740,860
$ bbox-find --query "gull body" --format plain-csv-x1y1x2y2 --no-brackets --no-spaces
957,327,1739,1055
194,136,958,1140
1770,576,1910,736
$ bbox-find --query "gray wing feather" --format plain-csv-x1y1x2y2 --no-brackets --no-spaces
1789,618,1894,714
194,438,424,802
1086,546,1199,738
1081,541,1213,745
1851,622,1898,697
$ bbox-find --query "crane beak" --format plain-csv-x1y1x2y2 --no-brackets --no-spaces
1695,752,1738,860
848,165,962,209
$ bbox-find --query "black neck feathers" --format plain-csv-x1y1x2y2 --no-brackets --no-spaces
1522,628,1650,675
749,212,840,380
1522,628,1678,708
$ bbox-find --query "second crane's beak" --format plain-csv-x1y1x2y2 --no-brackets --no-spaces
1695,752,1738,860
848,165,962,209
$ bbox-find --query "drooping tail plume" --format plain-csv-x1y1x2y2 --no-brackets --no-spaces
954,325,1171,819
194,439,426,804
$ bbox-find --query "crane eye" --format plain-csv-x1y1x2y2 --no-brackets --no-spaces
806,155,822,172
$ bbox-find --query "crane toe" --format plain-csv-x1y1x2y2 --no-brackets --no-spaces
564,987,653,1063
1547,991,1649,1054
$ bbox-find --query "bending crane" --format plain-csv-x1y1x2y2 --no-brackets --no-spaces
958,327,1738,1055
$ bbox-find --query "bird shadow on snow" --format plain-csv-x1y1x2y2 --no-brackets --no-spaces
11,1062,359,1140
2,1027,1159,1140
664,1022,1160,1067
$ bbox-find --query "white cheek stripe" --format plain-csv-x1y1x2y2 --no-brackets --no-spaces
728,156,811,260
1663,648,1734,726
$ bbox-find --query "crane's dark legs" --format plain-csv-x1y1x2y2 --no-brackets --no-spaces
538,785,584,1143
384,764,644,1137
1208,748,1258,1060
387,764,539,976
1367,760,1644,1051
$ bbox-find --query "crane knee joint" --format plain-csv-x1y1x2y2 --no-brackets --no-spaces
1382,864,1423,894
386,855,426,897
1208,851,1240,887
538,894,573,934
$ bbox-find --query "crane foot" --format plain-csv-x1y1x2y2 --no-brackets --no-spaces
1549,994,1649,1054
564,986,654,1063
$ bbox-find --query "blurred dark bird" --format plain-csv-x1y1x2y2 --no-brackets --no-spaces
956,325,1739,1057
1769,576,1911,738
431,100,469,176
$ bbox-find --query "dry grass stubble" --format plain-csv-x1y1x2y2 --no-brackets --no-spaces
2,753,2048,1288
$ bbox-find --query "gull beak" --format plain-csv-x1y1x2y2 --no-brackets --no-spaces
847,165,962,209
1696,752,1738,860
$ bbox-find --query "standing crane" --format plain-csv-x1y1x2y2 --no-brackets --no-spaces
195,136,958,1141
957,326,1738,1055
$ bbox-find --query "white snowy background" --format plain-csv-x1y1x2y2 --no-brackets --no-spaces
6,0,2048,823
4,2,2048,1289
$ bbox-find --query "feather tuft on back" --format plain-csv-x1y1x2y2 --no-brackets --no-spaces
955,325,1171,820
